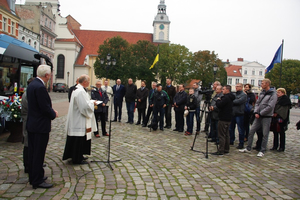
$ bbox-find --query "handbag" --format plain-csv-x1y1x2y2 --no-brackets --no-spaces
270,117,281,132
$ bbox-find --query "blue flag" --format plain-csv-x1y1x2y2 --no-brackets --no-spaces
265,44,282,73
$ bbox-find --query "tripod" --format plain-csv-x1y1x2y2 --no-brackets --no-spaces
92,93,121,170
190,94,219,158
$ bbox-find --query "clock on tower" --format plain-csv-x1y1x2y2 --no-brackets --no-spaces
153,0,170,43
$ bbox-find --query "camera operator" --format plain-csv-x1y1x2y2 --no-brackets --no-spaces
149,84,170,131
193,83,203,134
209,85,223,144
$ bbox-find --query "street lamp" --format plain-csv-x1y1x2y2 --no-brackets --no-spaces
100,53,117,74
213,64,218,81
67,71,70,86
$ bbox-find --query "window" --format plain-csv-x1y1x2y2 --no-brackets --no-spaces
45,18,48,27
228,78,232,85
28,39,31,46
236,79,239,84
34,41,37,49
11,22,14,35
22,36,25,42
45,34,47,45
251,79,255,86
159,31,164,40
49,38,51,48
244,70,247,75
259,71,263,76
49,21,52,29
57,54,65,78
258,80,262,86
41,34,44,44
252,70,255,75
243,79,247,84
3,18,7,32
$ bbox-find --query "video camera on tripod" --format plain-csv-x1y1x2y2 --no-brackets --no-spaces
197,81,214,102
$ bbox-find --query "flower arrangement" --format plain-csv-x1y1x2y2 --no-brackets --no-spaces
0,93,22,122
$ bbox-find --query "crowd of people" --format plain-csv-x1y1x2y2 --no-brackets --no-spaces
22,64,294,189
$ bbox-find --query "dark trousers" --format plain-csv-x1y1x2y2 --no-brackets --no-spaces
195,107,200,131
28,131,49,186
175,110,184,131
186,111,195,133
244,112,251,139
144,106,153,125
164,104,172,127
210,118,219,142
126,101,135,123
114,100,123,121
255,129,263,149
23,146,29,173
273,129,285,150
94,112,106,135
137,108,146,124
218,120,231,153
153,106,165,129
229,115,245,146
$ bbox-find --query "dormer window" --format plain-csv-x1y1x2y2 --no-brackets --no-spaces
233,70,237,73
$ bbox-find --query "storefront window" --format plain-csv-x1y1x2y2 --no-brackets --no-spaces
0,56,20,96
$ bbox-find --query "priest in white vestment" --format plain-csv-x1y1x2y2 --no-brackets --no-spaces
62,75,97,164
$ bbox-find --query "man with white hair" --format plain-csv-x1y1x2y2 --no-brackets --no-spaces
27,65,58,189
63,74,97,164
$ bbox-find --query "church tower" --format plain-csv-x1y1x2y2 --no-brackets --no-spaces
153,0,170,43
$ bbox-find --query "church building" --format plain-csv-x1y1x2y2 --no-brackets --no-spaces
54,0,171,87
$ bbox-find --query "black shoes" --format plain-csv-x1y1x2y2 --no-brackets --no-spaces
164,126,171,129
277,148,284,152
178,130,184,132
270,147,277,150
236,145,244,149
136,122,140,125
142,124,147,127
43,177,48,181
173,129,179,131
212,152,224,156
160,128,164,131
33,182,53,189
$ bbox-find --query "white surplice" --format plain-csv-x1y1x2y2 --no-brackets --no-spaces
66,84,97,139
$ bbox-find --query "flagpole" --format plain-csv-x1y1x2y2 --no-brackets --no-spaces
156,45,159,82
279,39,284,87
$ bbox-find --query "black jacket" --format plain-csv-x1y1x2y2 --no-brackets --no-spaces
185,94,197,111
216,92,235,122
68,84,77,102
91,88,109,113
125,84,137,103
211,92,223,120
136,87,149,109
26,78,56,134
173,91,188,112
163,85,176,104
150,90,170,108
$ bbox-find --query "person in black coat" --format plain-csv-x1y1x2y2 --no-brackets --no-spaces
173,84,188,132
26,65,58,189
136,80,149,125
214,85,235,155
163,78,176,129
91,81,109,137
142,82,157,127
125,78,137,124
243,83,256,141
184,89,197,135
112,79,126,122
68,77,79,102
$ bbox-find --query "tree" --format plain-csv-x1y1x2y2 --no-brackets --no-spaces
94,36,130,83
265,59,300,95
188,50,227,88
130,40,157,88
154,43,192,86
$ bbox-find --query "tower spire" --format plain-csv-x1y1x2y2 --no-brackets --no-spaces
153,0,170,43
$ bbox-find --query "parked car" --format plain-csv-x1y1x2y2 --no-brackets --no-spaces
53,83,69,93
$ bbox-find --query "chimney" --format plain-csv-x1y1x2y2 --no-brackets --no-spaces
237,58,244,62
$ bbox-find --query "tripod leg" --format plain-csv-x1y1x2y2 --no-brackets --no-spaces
191,102,207,150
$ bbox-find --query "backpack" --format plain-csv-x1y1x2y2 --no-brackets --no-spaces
244,97,253,113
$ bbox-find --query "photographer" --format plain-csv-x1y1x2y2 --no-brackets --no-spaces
185,89,197,136
209,85,223,144
149,84,170,131
193,83,203,134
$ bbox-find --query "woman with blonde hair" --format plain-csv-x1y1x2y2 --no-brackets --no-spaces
270,88,291,152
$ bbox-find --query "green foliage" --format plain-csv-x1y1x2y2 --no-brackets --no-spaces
265,59,300,95
189,50,227,87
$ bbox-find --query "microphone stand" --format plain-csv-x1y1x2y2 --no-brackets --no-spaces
91,88,121,170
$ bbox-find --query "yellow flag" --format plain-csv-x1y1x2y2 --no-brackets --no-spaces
149,54,159,69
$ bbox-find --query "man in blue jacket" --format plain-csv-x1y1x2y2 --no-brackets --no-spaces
27,65,58,189
112,79,126,122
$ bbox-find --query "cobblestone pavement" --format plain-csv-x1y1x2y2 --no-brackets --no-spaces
0,92,300,199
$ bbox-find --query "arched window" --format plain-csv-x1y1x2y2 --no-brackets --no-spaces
57,54,65,78
34,41,37,49
22,36,25,42
159,31,164,40
28,39,31,46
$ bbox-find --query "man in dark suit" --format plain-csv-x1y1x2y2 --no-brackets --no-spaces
142,82,157,127
112,79,126,122
68,77,79,102
135,80,149,125
91,81,109,137
27,65,58,189
163,78,176,129
173,84,187,132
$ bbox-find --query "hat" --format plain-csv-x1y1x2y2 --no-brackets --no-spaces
184,110,189,117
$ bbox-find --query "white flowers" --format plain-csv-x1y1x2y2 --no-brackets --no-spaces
11,109,14,111
14,114,17,118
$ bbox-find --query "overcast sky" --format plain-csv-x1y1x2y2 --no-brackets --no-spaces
19,0,300,67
